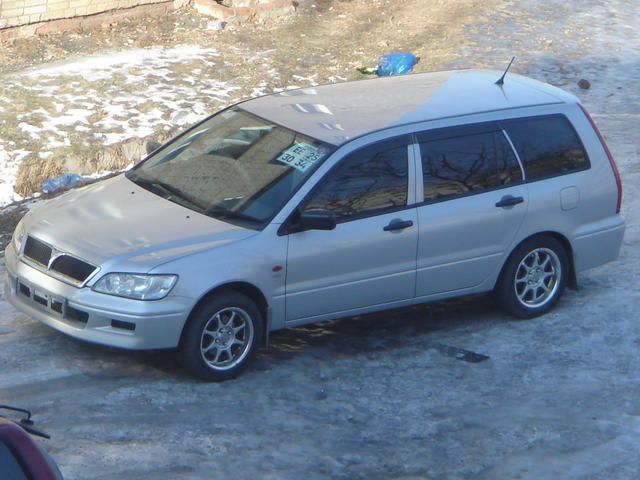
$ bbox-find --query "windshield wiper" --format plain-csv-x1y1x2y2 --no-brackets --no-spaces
204,207,260,224
129,173,259,224
128,173,205,212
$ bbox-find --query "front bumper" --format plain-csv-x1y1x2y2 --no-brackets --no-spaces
4,244,193,350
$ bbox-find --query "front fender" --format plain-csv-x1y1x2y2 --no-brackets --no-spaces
149,223,288,331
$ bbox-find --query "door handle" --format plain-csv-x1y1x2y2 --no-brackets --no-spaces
495,195,524,208
383,219,414,232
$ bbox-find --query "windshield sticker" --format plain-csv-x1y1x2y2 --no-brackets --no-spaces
275,142,324,172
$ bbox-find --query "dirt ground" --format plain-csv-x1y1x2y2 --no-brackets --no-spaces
0,0,498,203
0,0,492,74
1,0,639,479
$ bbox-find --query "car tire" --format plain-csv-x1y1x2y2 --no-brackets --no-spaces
496,236,569,319
177,290,264,381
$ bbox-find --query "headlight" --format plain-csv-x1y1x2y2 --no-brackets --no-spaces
11,219,26,253
92,273,177,300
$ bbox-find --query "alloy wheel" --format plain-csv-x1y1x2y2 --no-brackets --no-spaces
514,247,562,308
200,307,254,371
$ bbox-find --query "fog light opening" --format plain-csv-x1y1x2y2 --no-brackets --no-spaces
110,320,136,332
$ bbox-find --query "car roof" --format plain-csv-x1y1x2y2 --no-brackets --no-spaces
240,69,578,145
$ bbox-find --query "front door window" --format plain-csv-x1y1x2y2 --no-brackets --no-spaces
304,140,409,220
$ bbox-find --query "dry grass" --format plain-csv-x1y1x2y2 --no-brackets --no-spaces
14,157,65,197
13,126,177,197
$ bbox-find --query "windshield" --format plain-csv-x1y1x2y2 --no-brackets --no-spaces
127,108,334,226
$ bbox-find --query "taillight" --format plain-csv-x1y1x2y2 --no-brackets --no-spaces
579,103,622,213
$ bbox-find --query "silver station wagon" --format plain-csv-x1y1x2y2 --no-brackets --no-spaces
5,70,625,380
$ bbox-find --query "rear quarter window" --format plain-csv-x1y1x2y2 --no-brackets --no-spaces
505,115,589,180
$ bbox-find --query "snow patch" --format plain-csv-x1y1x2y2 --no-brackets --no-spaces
0,45,250,206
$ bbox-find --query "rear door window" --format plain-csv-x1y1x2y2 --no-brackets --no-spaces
496,131,524,185
418,129,522,203
505,115,589,180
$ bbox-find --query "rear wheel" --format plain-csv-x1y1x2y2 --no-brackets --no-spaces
178,290,264,381
496,236,569,319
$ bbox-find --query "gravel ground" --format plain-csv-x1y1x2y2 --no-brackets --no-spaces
1,1,639,479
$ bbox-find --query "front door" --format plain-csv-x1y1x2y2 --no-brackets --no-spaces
285,136,418,323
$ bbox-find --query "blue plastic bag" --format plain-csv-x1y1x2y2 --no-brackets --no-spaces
43,173,83,194
376,52,420,77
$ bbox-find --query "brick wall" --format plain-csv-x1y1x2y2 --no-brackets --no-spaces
0,0,292,38
0,0,169,29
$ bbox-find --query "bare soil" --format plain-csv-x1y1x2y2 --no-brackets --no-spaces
0,0,494,74
0,0,501,200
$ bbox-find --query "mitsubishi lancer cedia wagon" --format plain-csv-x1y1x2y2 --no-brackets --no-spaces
5,70,625,380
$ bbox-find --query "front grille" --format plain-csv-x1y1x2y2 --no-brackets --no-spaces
50,255,97,283
23,236,52,266
21,235,98,286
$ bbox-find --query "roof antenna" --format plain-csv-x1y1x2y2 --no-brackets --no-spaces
495,56,516,85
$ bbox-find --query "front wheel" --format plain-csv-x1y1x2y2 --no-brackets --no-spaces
177,290,264,381
496,236,569,319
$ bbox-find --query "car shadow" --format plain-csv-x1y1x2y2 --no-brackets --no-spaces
62,292,503,380
255,293,501,365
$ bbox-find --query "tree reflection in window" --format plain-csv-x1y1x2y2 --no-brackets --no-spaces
496,131,523,185
421,132,500,201
506,116,588,180
305,144,408,219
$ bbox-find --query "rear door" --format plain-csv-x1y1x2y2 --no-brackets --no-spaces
414,123,529,297
285,136,419,323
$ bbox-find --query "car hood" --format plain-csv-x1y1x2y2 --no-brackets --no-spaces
22,174,257,272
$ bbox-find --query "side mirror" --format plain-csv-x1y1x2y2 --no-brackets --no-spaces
145,139,162,155
298,209,336,231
